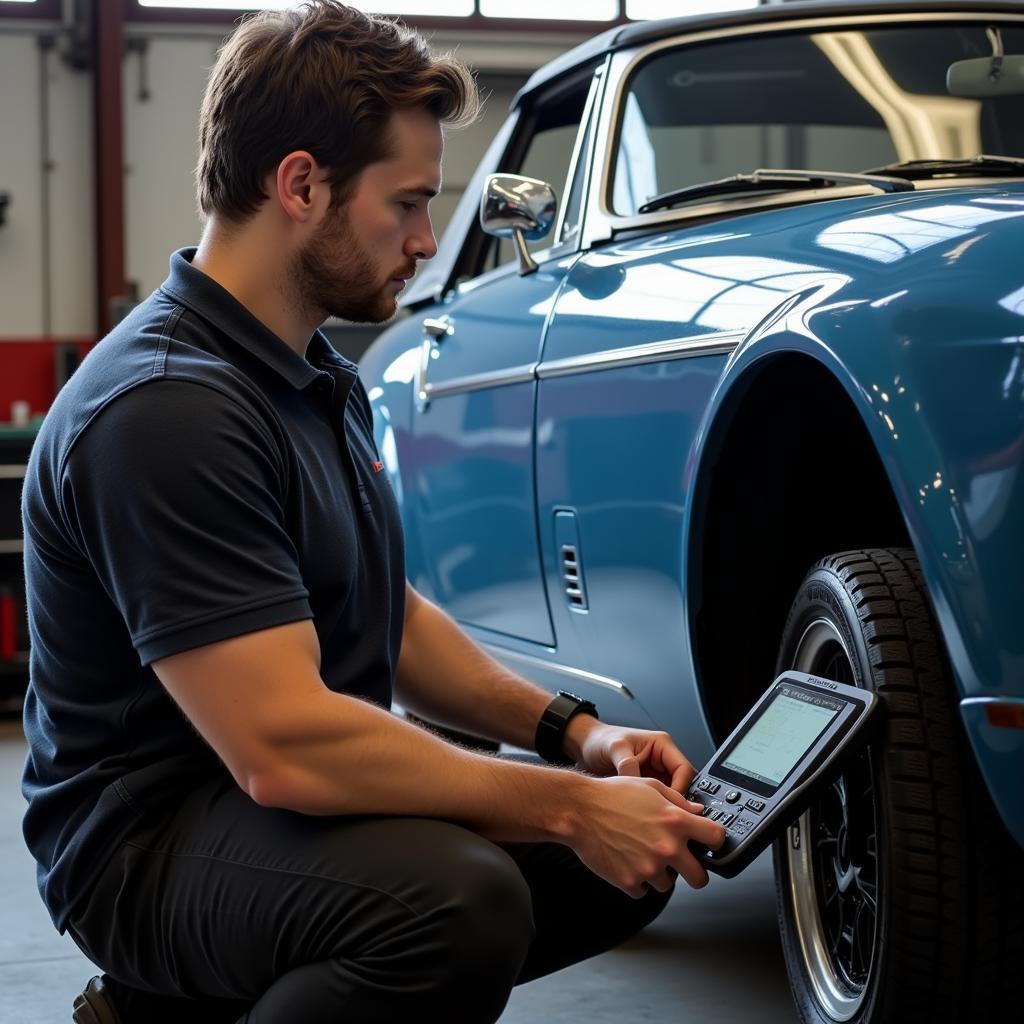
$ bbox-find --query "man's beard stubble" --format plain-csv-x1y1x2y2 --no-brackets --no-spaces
292,205,415,326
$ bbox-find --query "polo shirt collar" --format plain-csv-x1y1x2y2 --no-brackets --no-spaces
159,247,355,390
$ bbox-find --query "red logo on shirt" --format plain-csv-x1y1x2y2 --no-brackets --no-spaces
372,460,384,473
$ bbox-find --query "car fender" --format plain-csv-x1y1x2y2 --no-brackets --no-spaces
687,265,1024,842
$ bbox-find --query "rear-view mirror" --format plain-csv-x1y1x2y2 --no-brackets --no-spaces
947,55,1024,97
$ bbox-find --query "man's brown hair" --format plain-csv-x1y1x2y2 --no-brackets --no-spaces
196,0,478,222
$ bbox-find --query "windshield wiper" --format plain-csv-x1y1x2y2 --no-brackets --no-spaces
862,155,1024,180
637,168,914,215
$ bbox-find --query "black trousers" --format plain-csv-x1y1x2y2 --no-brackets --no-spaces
67,771,672,1023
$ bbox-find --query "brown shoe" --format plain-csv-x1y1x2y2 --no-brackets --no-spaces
72,975,122,1024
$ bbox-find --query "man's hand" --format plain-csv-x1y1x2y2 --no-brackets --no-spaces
565,717,698,793
564,774,726,894
556,718,724,893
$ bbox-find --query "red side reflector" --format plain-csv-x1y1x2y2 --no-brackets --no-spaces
984,703,1024,729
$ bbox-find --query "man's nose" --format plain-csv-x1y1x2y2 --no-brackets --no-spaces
407,217,438,262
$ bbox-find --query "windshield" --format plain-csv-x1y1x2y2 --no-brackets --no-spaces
612,21,1024,216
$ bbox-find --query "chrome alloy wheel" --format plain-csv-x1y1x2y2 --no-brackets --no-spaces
785,619,880,1022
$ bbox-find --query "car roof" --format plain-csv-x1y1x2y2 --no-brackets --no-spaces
513,0,1024,106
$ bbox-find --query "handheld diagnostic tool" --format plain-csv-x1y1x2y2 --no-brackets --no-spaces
686,671,880,878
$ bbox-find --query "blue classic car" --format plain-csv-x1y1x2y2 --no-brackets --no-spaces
359,2,1024,1020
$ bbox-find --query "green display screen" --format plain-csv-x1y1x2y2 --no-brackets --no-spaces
722,689,842,788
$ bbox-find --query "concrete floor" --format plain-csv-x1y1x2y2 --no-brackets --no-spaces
0,717,797,1023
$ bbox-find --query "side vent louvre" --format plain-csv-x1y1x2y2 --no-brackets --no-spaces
554,510,588,612
561,545,587,608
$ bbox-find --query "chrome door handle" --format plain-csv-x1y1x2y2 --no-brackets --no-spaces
417,316,455,411
423,316,454,341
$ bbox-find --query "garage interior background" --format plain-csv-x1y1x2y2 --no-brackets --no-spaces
0,0,783,698
0,0,779,417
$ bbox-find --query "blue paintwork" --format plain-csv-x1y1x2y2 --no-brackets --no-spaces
537,358,728,751
682,185,1024,840
404,260,580,646
364,256,582,647
364,182,1024,845
363,0,1024,826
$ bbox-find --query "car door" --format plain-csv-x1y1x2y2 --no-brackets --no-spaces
534,41,837,752
408,67,600,646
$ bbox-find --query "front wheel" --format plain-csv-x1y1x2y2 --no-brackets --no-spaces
773,549,1021,1023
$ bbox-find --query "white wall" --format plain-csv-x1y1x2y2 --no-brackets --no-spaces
0,29,94,339
122,34,527,300
0,33,45,338
123,35,220,301
0,19,578,341
47,34,96,338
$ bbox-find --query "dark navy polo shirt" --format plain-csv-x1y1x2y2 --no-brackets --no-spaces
21,247,406,931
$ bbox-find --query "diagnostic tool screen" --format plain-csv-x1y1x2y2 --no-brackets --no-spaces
722,687,843,788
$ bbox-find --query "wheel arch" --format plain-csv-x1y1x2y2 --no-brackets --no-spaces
687,351,911,745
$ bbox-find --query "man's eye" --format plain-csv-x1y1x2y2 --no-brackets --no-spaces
398,201,418,212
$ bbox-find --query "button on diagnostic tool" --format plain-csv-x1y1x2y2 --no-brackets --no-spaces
725,790,742,803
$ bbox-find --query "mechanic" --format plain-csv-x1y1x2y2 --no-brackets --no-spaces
21,4,725,1022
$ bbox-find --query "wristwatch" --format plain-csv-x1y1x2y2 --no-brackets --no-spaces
535,690,599,766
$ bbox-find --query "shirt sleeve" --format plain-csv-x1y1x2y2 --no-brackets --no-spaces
60,378,312,665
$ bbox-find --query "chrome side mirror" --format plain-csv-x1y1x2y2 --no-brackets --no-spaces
480,174,557,276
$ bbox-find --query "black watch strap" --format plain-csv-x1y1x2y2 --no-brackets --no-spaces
535,690,599,766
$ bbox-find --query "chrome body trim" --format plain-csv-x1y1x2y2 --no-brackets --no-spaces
483,644,634,699
425,363,538,400
0,541,24,554
582,9,1024,249
418,330,743,399
536,331,744,380
417,329,743,400
0,465,27,479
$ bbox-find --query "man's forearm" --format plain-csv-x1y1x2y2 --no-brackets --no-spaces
248,685,590,843
395,591,561,751
156,616,718,896
247,683,724,896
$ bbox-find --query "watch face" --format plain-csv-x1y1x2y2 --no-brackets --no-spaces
537,693,597,765
557,691,596,714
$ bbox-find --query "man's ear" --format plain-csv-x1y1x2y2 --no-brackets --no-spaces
274,151,331,225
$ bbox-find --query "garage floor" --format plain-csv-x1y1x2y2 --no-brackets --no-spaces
0,717,796,1023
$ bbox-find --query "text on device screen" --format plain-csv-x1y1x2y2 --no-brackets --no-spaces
721,687,843,788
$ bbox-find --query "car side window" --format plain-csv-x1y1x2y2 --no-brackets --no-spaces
454,69,597,284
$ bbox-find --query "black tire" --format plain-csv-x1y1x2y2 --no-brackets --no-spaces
773,548,1023,1024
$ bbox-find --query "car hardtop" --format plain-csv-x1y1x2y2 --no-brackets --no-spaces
514,0,1024,106
401,0,1024,309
